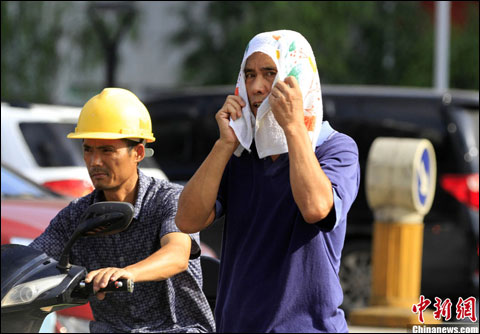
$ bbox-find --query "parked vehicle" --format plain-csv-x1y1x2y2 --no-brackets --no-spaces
143,84,479,316
1,102,168,198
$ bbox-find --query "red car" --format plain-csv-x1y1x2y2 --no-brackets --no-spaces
1,164,217,332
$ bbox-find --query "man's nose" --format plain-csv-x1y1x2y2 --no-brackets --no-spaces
252,76,270,94
88,151,103,166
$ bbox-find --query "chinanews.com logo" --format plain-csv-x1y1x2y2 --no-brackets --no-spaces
408,295,479,333
409,324,479,333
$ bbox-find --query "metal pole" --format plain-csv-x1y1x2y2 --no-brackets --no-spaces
434,1,451,92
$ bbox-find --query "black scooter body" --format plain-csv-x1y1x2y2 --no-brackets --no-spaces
1,244,88,332
1,201,135,333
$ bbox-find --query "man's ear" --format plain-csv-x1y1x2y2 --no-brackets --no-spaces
134,144,145,163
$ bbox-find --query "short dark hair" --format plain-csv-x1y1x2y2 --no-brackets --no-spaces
122,139,140,152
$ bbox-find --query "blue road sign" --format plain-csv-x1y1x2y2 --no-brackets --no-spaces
417,148,431,207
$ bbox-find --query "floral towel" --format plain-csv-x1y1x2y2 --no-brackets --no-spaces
230,30,323,159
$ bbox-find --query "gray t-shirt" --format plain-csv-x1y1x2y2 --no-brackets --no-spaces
30,169,215,333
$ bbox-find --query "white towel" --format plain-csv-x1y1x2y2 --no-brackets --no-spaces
230,30,323,159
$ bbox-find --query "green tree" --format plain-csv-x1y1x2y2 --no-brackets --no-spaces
1,1,139,104
171,1,478,90
450,5,479,90
1,1,68,103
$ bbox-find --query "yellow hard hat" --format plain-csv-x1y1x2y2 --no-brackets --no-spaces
67,87,155,143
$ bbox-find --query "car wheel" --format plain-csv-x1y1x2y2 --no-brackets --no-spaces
339,240,372,317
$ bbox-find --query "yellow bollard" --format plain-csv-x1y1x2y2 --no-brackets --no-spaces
348,138,442,328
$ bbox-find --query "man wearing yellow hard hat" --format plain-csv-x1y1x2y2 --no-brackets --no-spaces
30,88,216,333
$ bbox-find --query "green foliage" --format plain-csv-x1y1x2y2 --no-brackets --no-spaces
171,1,478,90
1,1,140,104
1,1,477,104
450,5,479,90
1,1,67,103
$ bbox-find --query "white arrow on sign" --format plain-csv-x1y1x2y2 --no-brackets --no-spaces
418,159,429,197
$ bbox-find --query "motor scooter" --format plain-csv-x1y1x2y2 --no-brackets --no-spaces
1,201,135,333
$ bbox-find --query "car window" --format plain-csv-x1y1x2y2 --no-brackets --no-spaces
20,122,85,167
146,96,223,181
1,166,56,199
148,98,201,165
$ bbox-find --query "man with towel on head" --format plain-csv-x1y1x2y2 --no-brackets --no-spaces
176,30,360,333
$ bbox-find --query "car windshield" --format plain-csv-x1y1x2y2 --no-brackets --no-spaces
20,122,85,167
1,166,57,199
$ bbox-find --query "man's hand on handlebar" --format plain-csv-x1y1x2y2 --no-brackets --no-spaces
85,267,136,300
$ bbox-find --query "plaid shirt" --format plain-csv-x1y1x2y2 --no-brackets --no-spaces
30,169,215,333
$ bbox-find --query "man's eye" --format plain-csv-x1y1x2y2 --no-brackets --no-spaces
245,73,254,79
268,72,277,77
83,147,91,153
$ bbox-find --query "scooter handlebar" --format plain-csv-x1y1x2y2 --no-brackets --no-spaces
77,279,134,295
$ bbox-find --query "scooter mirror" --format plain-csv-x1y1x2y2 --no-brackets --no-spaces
57,202,134,271
77,201,135,237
